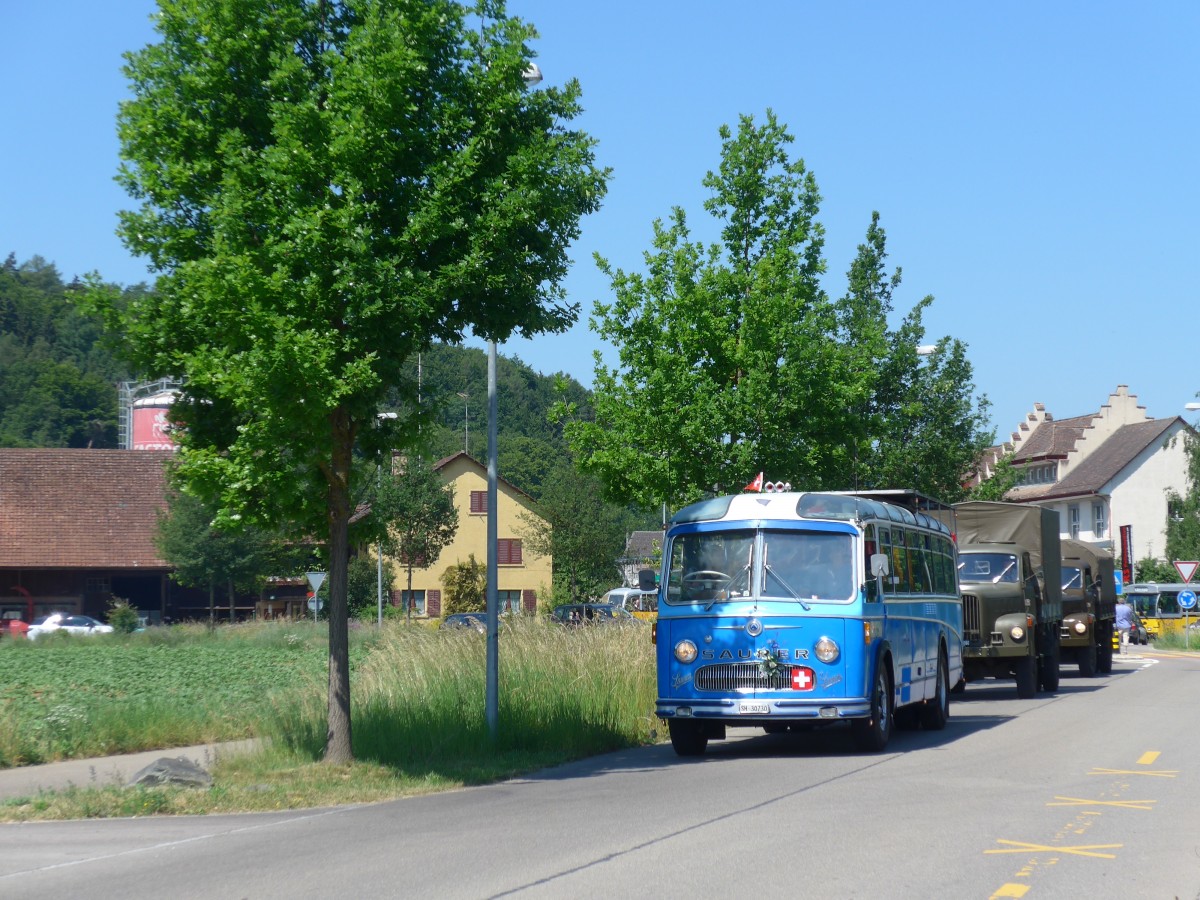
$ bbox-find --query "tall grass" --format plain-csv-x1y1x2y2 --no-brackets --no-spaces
0,618,658,779
264,618,658,779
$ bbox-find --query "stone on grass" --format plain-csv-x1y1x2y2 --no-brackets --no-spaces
128,756,213,789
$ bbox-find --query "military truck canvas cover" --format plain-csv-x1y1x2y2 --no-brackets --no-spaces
950,502,1063,605
1060,537,1117,606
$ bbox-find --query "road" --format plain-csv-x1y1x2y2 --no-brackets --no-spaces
3,653,1199,899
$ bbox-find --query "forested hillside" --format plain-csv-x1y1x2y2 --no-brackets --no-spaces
0,255,134,448
0,253,590,498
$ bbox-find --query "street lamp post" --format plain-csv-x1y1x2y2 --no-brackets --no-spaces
485,61,544,741
376,412,397,627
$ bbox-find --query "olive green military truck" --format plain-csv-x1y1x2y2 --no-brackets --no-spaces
1059,538,1117,676
946,502,1063,699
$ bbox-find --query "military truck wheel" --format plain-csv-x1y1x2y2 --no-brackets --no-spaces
1097,635,1114,674
919,652,950,730
668,719,708,757
852,663,893,752
1015,654,1037,699
1078,642,1098,677
1039,636,1060,693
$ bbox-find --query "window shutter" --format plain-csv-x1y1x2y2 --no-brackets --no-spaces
522,589,537,614
470,491,487,514
427,590,441,618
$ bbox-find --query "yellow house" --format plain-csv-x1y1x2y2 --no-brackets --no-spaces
385,452,552,618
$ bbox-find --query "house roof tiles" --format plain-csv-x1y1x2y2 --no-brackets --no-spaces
0,449,173,569
1007,418,1179,502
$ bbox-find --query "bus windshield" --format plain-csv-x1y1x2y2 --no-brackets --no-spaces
663,528,855,605
666,530,754,605
959,552,1019,584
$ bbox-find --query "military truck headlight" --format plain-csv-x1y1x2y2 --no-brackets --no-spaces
674,640,698,664
1073,621,1088,634
815,637,840,663
1009,625,1026,641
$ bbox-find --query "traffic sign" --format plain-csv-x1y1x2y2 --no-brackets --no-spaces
1174,560,1199,583
1178,590,1197,611
307,598,324,612
306,571,327,594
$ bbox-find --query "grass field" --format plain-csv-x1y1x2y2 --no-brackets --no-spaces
0,618,659,821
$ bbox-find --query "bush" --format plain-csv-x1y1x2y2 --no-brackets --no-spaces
106,599,142,634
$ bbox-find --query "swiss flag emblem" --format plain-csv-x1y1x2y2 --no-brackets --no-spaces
792,667,814,691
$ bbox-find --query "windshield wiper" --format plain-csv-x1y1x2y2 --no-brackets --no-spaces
705,561,752,611
762,563,811,611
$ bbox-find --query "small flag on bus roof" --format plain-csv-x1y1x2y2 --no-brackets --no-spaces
744,472,764,492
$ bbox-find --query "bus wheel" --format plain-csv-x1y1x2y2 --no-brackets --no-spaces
852,664,892,752
919,651,949,730
1078,642,1098,678
1015,654,1037,699
668,719,708,757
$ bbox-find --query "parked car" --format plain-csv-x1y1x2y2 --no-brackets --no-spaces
27,613,114,640
439,612,486,633
551,603,635,626
601,587,658,621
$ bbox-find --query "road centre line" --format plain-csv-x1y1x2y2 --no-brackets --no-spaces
1046,796,1155,810
1088,766,1177,778
985,839,1121,859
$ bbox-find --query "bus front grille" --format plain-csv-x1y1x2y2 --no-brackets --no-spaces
962,593,981,643
694,663,795,692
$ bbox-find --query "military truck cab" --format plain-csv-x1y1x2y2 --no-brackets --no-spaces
1059,539,1116,676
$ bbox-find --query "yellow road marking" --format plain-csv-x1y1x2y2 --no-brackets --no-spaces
1137,751,1160,765
1088,767,1177,778
1047,795,1156,810
989,884,1030,898
986,839,1121,858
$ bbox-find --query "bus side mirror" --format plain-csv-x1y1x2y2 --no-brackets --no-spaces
638,568,657,591
870,554,890,577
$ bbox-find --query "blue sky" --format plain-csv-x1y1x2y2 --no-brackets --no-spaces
4,1,1198,439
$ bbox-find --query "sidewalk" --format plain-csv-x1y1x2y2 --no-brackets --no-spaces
0,740,257,802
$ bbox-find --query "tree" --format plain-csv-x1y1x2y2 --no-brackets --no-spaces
155,491,291,622
442,553,487,615
89,0,606,763
968,453,1020,501
1164,424,1200,566
561,111,842,509
345,552,397,621
373,460,459,622
835,213,993,501
560,112,990,510
518,464,631,603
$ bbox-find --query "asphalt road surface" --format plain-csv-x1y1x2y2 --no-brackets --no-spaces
3,652,1198,899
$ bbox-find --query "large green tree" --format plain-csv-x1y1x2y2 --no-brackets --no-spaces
561,112,989,510
835,213,992,501
90,0,606,763
562,111,844,510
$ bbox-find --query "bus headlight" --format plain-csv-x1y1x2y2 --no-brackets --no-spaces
1009,625,1025,641
815,637,840,663
674,640,698,664
1072,621,1088,634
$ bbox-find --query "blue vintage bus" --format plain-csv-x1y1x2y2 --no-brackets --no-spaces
641,488,964,756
